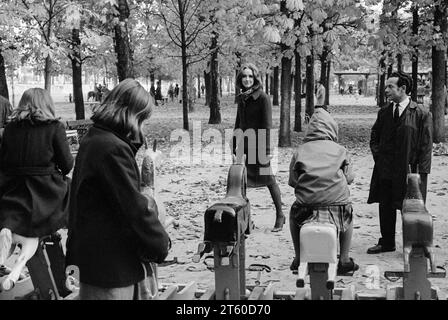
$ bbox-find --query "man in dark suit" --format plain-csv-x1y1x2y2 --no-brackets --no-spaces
366,71,433,254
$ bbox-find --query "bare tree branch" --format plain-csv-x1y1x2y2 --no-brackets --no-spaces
162,0,180,18
185,20,211,46
154,10,182,31
184,0,205,30
158,12,182,46
186,49,213,65
21,0,50,44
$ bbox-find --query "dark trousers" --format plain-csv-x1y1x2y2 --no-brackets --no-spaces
378,179,397,248
377,174,428,248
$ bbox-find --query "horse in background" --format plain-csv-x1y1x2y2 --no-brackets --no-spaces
87,87,110,102
87,91,96,101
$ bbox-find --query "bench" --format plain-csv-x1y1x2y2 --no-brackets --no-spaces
66,119,93,139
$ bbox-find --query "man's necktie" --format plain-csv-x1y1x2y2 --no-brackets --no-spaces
393,104,399,122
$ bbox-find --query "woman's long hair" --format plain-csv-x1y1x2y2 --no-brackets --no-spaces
91,78,153,141
10,88,58,124
235,63,262,91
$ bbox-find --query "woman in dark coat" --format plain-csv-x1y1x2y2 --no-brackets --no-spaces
233,63,285,232
0,88,73,238
66,78,170,300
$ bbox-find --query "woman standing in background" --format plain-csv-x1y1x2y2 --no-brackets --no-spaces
233,63,285,232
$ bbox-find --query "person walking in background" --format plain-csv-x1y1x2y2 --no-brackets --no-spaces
66,78,170,300
233,63,285,232
155,81,162,103
366,71,433,254
168,83,174,102
315,80,326,107
174,84,179,100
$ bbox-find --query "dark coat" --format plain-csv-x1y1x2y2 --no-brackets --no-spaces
0,96,12,143
0,120,74,237
66,124,170,288
0,96,12,129
367,100,432,209
234,87,275,187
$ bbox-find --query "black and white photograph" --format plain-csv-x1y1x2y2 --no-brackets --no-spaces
0,0,447,307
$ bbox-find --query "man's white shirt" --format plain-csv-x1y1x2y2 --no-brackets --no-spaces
394,96,409,117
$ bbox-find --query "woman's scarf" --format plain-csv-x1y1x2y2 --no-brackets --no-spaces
237,83,261,103
236,84,261,128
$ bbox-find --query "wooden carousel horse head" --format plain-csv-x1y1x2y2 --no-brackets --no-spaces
402,171,435,273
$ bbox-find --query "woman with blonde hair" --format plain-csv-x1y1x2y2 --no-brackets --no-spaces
233,63,285,232
0,87,74,239
66,78,170,300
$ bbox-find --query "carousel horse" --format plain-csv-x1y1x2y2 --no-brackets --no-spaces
0,228,38,291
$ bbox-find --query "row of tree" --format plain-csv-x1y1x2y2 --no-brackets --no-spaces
0,0,446,144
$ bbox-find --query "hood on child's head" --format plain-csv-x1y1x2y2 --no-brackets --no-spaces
303,108,338,143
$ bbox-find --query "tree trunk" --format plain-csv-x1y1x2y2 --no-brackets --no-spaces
44,55,52,92
290,73,294,98
208,32,221,124
204,68,211,106
71,28,85,120
197,74,201,99
273,66,279,106
294,51,302,132
325,59,331,105
44,2,53,93
431,2,447,143
320,48,328,85
279,53,292,147
397,53,403,72
411,4,419,102
114,0,134,81
387,53,393,77
305,54,314,118
179,0,188,130
234,51,241,103
0,48,9,100
149,72,155,97
378,53,386,107
187,75,194,112
270,74,274,95
265,73,269,92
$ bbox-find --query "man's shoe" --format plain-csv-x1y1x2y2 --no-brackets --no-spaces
367,244,396,254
